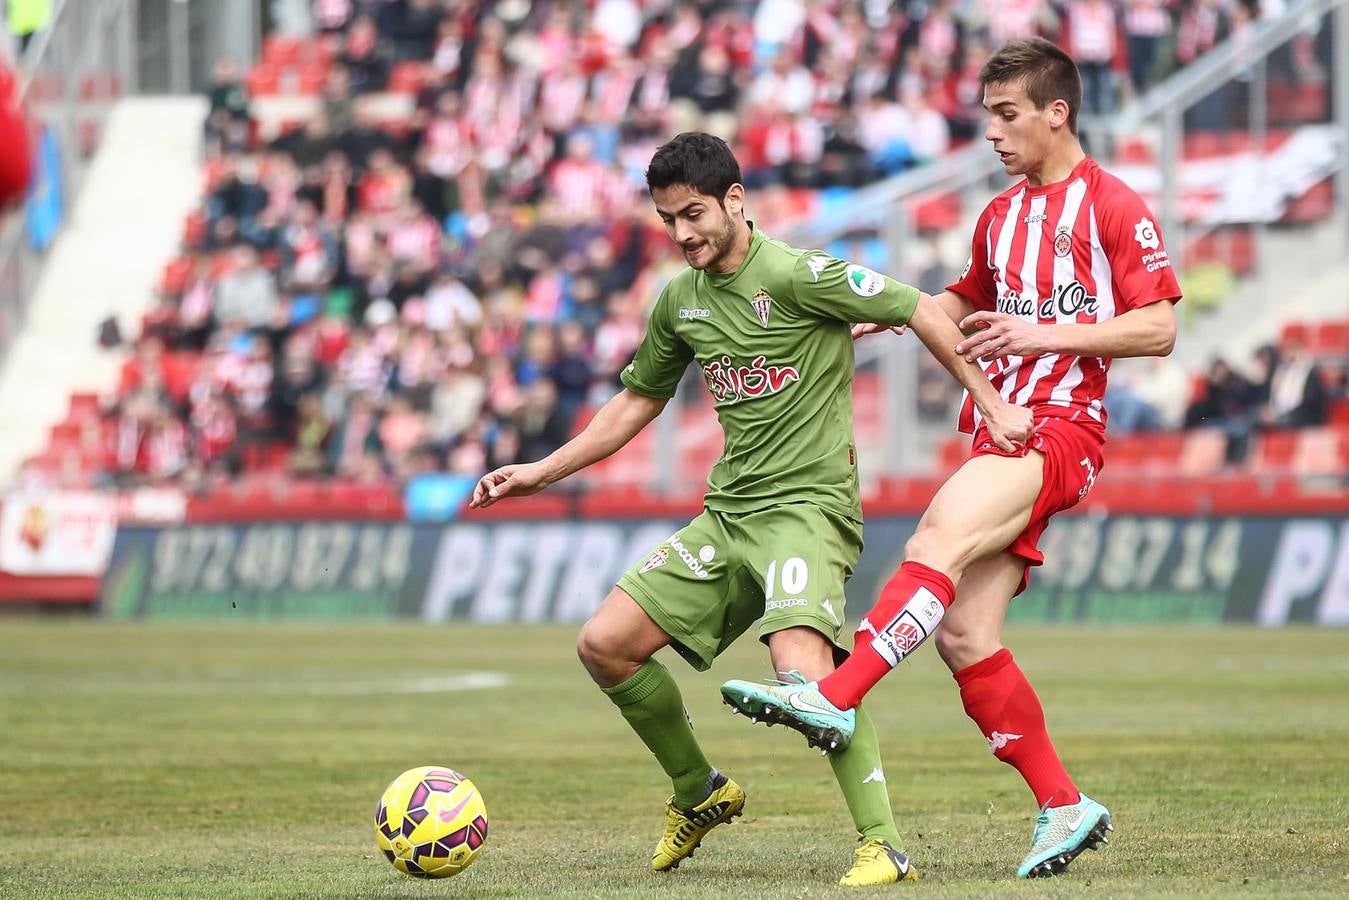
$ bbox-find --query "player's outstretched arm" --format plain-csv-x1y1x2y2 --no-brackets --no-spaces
956,299,1177,363
469,389,668,508
851,290,972,340
907,292,1033,451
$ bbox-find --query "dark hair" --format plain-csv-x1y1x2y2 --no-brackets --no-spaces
645,132,742,203
979,38,1082,134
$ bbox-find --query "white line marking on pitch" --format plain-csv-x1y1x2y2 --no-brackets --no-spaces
310,672,510,695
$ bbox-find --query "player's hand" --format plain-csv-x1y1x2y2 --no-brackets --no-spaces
981,401,1035,452
850,322,907,340
955,311,1047,362
469,462,549,509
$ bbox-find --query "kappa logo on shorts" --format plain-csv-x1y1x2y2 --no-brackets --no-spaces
766,598,808,611
639,547,669,574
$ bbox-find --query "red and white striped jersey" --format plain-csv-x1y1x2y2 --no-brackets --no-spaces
947,156,1181,434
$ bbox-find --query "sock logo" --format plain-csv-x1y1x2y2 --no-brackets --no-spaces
987,731,1023,752
862,767,886,784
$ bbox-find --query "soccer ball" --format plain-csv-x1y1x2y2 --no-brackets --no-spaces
375,765,488,878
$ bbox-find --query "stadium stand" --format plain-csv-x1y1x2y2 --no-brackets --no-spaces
16,0,1348,504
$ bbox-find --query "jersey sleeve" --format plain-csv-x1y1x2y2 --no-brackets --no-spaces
619,286,694,399
946,202,998,309
788,253,919,326
1097,185,1183,310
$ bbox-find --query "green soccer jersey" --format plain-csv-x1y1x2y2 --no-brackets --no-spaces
620,224,920,521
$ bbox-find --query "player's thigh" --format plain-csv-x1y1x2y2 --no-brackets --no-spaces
909,451,1045,575
739,504,861,662
612,510,743,672
934,551,1027,672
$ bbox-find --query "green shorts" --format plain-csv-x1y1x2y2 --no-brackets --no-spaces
616,503,863,671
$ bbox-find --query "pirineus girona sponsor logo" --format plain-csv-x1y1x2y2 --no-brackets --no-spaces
669,535,710,578
701,355,800,405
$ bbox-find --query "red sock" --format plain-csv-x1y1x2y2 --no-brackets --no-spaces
818,561,955,709
955,649,1080,809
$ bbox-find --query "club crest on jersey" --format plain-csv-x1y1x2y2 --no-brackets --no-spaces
749,288,773,327
1053,226,1072,258
639,547,669,574
702,354,800,405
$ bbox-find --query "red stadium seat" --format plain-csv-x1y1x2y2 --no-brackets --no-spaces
1279,321,1312,348
1310,320,1349,355
1281,180,1334,224
298,61,328,95
1178,428,1227,476
1183,131,1225,158
246,63,280,97
1115,137,1153,165
1293,82,1328,121
1256,430,1298,470
181,211,206,247
68,392,100,420
263,34,303,70
937,436,967,472
1328,399,1349,427
1292,428,1347,477
1139,431,1184,473
1102,433,1147,472
160,256,193,294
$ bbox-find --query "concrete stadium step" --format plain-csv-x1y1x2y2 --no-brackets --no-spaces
0,96,205,483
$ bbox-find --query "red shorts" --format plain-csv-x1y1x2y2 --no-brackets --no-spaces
969,415,1105,594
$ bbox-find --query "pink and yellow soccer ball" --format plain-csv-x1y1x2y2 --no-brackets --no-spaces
375,766,488,878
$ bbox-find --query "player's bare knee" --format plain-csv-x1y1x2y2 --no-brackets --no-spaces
934,624,999,672
575,620,616,676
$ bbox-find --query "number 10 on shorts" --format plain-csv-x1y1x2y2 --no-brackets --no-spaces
765,558,809,599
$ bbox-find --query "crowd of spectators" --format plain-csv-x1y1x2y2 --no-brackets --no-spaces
1105,337,1347,464
75,0,1334,490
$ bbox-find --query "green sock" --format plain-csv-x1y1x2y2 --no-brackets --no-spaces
601,659,715,809
828,703,905,848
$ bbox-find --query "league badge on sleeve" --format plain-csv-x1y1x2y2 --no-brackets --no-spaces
845,264,885,298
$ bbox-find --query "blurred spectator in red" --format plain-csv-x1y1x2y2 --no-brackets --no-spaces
1123,0,1171,94
1061,0,1122,118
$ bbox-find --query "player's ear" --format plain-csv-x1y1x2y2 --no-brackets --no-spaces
1048,99,1070,130
722,183,745,217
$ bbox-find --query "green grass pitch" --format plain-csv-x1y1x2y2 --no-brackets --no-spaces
2,620,1347,897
